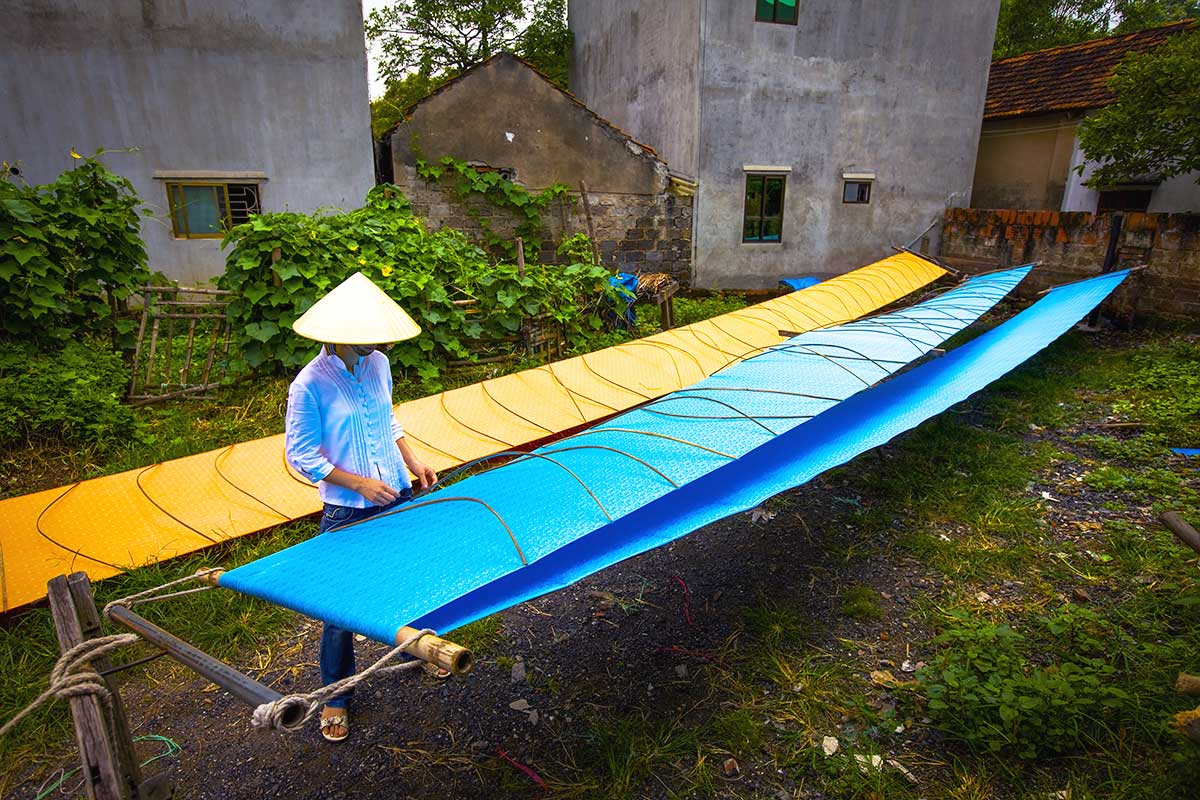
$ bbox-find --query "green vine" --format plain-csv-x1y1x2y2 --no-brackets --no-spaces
0,150,149,347
415,155,570,260
220,185,621,385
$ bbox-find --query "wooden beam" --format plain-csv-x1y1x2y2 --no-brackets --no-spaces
67,573,143,799
47,575,127,800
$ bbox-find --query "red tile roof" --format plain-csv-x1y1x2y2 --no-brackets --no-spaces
984,19,1195,120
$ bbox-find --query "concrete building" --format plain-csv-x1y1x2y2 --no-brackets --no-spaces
972,21,1200,214
387,54,694,282
1,0,374,285
569,0,1000,288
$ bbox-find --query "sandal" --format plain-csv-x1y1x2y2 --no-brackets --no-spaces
423,662,452,680
319,709,349,742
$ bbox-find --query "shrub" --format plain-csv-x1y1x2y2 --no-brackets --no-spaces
220,185,621,381
0,340,140,450
0,151,149,346
918,606,1131,757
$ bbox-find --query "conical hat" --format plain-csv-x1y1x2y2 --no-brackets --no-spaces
291,272,422,343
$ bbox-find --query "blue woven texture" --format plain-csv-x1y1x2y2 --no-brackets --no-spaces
221,267,1057,643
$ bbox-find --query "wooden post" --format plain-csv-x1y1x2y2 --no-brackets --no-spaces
578,182,601,267
1162,511,1200,556
516,237,526,277
47,575,128,800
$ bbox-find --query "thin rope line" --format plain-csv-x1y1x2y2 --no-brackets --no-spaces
566,427,736,460
214,446,291,520
35,483,126,572
538,444,681,488
439,391,518,447
633,394,779,436
344,496,528,565
478,381,555,434
135,464,221,543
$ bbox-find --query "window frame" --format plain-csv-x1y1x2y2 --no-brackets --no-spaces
742,173,787,244
165,180,262,239
842,180,872,205
755,0,798,25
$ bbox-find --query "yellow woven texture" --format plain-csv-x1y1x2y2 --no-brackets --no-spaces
0,252,943,610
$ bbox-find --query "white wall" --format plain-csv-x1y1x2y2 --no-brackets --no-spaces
1,0,375,285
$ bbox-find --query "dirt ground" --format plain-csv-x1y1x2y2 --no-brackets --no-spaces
8,332,1199,799
12,469,937,799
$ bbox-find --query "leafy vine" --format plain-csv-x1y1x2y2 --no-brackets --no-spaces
415,155,571,259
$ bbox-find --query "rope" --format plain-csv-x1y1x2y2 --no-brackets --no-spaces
0,633,140,738
102,568,221,618
250,627,435,732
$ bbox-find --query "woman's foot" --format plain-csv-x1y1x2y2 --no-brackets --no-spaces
319,706,349,742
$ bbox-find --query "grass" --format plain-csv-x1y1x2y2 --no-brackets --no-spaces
3,306,1199,797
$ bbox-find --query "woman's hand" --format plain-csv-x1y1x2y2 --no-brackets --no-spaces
409,460,438,490
354,477,401,506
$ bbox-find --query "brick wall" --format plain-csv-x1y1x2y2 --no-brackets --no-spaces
397,165,694,285
941,208,1200,322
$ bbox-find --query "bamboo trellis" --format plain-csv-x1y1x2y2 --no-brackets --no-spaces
128,285,233,405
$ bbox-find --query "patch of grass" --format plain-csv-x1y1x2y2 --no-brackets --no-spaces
572,710,703,799
449,614,504,656
0,519,315,786
1082,464,1195,505
835,416,1044,539
1111,338,1200,444
673,294,750,327
708,706,762,753
840,585,884,620
1074,432,1171,465
740,595,806,649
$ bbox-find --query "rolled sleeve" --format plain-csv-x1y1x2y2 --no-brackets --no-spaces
391,413,404,441
285,382,335,484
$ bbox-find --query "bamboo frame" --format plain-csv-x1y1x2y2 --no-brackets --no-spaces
128,285,234,404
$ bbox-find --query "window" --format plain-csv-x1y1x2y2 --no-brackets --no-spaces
166,182,261,238
1097,188,1152,213
756,0,798,24
743,174,786,243
843,181,872,204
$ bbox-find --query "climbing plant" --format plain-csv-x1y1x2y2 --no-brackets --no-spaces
220,184,619,382
0,150,149,346
415,155,571,259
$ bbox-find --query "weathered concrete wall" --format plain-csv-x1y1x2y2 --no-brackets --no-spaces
1,0,374,285
974,113,1200,214
397,164,694,284
691,0,999,288
972,114,1080,210
942,207,1200,321
391,54,668,195
568,0,700,178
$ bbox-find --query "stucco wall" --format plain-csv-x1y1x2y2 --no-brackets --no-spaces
1,0,374,285
568,0,700,178
392,55,668,196
691,0,998,288
979,112,1200,214
972,115,1080,210
942,207,1200,321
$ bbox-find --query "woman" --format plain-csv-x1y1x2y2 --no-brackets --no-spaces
284,271,439,742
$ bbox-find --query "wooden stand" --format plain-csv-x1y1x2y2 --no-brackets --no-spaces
47,573,173,800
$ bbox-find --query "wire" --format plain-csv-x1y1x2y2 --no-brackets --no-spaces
213,446,291,520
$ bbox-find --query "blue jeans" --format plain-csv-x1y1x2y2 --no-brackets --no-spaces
318,487,413,709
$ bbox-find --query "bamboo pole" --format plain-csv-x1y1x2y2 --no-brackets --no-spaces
579,182,601,267
1162,511,1200,556
198,570,473,675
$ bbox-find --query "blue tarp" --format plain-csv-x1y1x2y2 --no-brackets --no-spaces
222,266,1133,645
779,276,821,291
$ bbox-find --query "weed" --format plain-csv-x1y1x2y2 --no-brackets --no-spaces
840,585,884,620
918,607,1132,757
741,596,806,649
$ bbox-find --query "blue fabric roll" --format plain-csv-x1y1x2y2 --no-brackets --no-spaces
220,266,1114,645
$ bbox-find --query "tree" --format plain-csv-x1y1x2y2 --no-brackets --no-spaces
366,0,572,140
370,71,446,139
992,0,1199,58
1076,30,1200,187
516,0,572,87
366,0,571,85
365,0,527,83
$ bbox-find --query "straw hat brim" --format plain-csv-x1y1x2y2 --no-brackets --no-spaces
291,271,422,344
